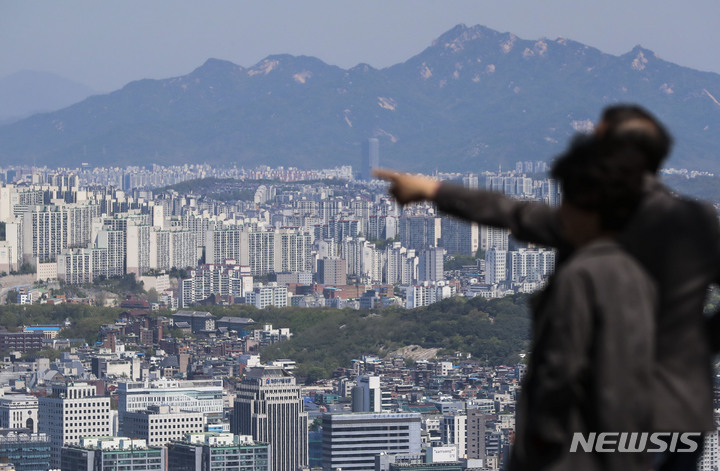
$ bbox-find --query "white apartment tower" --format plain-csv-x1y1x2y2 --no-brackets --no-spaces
485,247,507,284
22,205,68,264
38,382,111,468
385,243,417,285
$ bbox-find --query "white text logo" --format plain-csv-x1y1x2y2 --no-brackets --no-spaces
569,432,701,453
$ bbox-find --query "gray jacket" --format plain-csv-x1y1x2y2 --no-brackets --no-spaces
435,176,720,432
510,240,656,471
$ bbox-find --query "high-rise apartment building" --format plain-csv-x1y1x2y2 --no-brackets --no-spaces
507,248,556,283
484,248,507,284
96,229,125,277
178,262,253,308
317,257,346,286
481,226,509,252
246,284,288,309
385,243,417,285
232,366,308,471
418,247,444,283
38,382,112,468
441,217,479,256
397,216,441,251
205,229,245,266
57,247,109,284
22,205,68,264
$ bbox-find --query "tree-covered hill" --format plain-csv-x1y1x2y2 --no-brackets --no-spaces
223,294,532,381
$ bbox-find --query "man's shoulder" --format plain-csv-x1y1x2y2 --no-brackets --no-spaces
641,180,718,226
562,240,650,282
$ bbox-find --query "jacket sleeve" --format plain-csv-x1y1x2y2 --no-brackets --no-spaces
434,182,568,249
525,268,594,445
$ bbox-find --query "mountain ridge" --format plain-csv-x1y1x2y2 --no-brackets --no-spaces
1,24,719,172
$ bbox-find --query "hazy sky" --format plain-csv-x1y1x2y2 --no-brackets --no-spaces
2,0,719,92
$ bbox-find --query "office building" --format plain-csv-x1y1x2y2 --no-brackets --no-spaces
38,382,111,468
118,379,224,430
232,366,307,471
321,412,421,471
0,394,38,432
61,437,164,471
167,432,270,471
0,431,50,471
122,405,205,447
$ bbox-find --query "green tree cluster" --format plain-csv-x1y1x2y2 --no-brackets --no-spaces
251,294,531,381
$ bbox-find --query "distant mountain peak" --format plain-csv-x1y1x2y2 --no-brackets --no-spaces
621,45,660,71
432,24,505,52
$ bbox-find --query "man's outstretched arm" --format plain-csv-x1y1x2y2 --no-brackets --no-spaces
374,168,567,249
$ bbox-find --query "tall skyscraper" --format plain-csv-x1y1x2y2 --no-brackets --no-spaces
362,138,379,181
232,366,308,471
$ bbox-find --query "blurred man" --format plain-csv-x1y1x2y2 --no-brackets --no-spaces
375,105,720,470
511,135,654,471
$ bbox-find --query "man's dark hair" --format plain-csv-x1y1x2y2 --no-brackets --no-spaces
599,104,673,173
552,134,645,231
